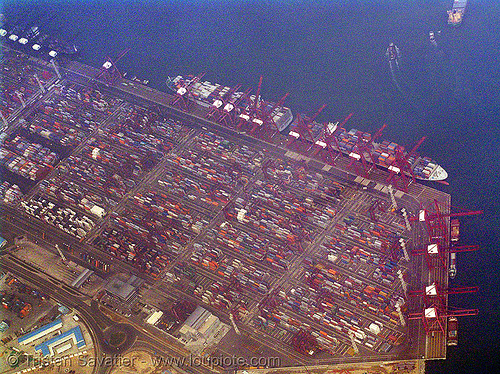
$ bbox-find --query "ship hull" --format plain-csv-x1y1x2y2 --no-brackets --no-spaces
303,121,448,182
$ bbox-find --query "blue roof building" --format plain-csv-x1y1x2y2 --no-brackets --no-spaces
35,326,86,357
18,319,63,346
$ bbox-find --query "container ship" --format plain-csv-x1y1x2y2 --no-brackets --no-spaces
450,219,460,242
167,75,294,132
293,120,448,182
167,75,447,182
447,317,458,346
447,0,468,26
0,18,79,58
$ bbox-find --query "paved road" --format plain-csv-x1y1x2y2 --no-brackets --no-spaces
0,255,219,374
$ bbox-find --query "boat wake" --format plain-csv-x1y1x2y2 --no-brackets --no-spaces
386,43,405,95
389,59,404,94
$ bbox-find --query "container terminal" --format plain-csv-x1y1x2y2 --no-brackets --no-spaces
0,45,482,373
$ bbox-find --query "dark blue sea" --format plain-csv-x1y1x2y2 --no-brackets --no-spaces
2,0,499,373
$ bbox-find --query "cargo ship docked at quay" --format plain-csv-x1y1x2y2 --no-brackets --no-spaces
448,0,468,26
167,75,294,132
167,75,448,182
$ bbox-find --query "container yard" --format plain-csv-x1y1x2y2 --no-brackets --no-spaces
0,44,481,371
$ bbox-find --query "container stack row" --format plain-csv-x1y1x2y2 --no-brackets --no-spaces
37,178,114,219
20,83,115,150
409,156,437,179
93,186,210,277
0,181,23,203
0,147,52,181
190,243,271,297
21,195,95,239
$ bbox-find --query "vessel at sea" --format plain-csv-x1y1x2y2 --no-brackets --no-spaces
447,0,468,26
385,43,401,63
447,317,458,346
167,74,447,182
450,219,460,242
429,31,439,48
449,252,457,278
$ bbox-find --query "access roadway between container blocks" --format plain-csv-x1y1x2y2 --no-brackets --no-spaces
4,52,454,363
2,88,312,366
1,78,62,138
275,234,411,348
147,146,267,292
82,125,197,242
1,83,199,277
241,187,360,325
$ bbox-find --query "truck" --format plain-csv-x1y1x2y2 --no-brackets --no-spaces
0,320,10,332
447,317,458,345
449,252,457,279
450,219,460,242
19,303,32,319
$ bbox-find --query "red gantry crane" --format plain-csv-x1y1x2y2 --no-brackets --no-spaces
217,87,252,129
408,283,478,341
408,304,478,336
385,136,426,192
248,92,290,140
237,76,290,141
409,282,478,307
169,73,206,111
94,48,130,85
411,200,482,269
237,76,264,133
412,242,479,270
287,104,327,152
347,123,387,177
310,113,353,165
368,200,386,222
205,84,242,121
